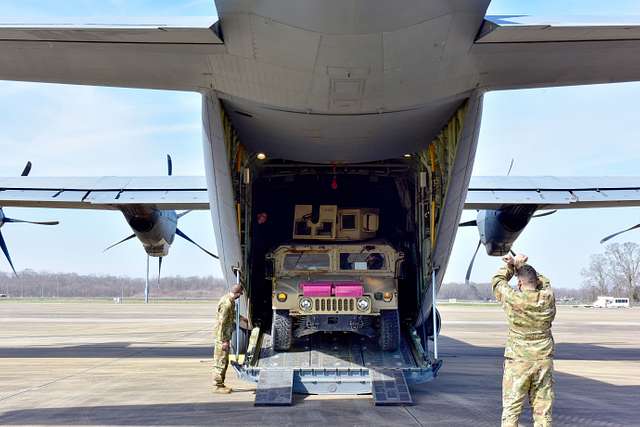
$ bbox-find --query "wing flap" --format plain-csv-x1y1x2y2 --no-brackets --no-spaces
0,176,209,210
465,176,640,209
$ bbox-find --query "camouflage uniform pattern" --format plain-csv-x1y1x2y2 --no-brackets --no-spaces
492,264,556,427
213,293,236,386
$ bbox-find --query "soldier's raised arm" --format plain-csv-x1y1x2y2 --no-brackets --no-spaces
491,263,517,303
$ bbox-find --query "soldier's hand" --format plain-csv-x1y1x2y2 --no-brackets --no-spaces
502,254,514,266
221,341,230,351
514,254,528,269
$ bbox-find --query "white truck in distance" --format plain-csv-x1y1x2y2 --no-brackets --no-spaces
593,296,630,308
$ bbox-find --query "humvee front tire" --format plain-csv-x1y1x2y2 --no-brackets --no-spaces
272,310,292,351
378,309,400,351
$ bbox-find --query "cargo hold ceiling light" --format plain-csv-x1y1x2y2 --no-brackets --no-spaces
256,153,267,160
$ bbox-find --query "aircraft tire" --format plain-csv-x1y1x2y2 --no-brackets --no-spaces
425,308,442,338
272,310,292,351
230,327,249,354
378,309,400,351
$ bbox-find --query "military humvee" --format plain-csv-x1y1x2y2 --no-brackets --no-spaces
267,205,403,351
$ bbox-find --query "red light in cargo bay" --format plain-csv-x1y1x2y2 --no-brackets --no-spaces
331,164,338,190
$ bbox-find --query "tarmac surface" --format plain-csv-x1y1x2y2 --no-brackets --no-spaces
0,301,638,426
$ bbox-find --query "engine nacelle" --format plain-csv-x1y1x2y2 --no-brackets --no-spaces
476,205,537,256
122,208,177,257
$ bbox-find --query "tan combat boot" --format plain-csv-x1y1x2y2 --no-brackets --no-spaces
213,385,232,394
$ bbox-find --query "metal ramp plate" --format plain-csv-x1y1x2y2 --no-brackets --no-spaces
255,369,294,406
371,369,413,405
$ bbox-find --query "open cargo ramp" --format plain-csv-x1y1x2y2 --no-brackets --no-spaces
235,331,441,406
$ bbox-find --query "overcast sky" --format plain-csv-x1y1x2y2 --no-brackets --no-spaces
1,1,640,288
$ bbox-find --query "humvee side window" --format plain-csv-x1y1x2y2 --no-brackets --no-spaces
283,253,330,271
317,222,333,236
295,220,312,236
341,214,356,230
339,253,386,270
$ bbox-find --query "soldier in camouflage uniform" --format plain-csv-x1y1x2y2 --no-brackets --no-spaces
213,283,244,394
492,253,556,427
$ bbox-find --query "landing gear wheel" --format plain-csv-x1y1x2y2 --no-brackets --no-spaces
230,327,249,354
425,308,442,338
378,309,400,351
272,310,292,351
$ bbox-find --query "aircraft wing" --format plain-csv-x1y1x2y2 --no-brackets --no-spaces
465,176,640,210
0,176,208,210
475,16,640,89
464,176,640,209
0,18,223,91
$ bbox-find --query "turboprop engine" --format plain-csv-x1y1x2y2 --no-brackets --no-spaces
459,205,556,284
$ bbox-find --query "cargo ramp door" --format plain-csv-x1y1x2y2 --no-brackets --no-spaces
233,330,442,406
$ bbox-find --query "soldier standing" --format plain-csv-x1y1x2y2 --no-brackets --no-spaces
492,253,556,427
213,283,244,394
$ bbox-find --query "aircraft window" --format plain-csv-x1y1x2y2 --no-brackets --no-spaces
341,214,356,230
283,253,330,271
340,253,386,270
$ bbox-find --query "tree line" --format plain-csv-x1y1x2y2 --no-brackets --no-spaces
2,242,638,303
440,242,640,303
0,270,227,299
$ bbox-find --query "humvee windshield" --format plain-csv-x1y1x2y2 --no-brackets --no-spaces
283,253,330,271
339,252,386,271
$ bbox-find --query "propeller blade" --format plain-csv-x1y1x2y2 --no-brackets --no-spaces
145,254,150,304
177,210,192,219
600,223,640,244
103,234,136,252
0,230,17,276
157,257,163,289
459,220,477,227
4,218,59,226
175,228,219,259
506,158,514,176
465,240,482,286
21,161,32,177
532,210,557,218
167,154,173,176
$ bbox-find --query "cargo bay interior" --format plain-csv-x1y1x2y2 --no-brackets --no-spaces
220,100,466,352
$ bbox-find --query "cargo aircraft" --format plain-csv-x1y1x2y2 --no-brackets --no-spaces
2,1,640,404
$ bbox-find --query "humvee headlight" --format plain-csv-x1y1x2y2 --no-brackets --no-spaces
299,297,312,312
356,297,370,312
276,292,288,302
383,292,393,302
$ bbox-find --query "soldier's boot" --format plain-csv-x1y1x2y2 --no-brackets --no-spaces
213,384,232,394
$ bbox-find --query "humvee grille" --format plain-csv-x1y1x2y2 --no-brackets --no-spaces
308,297,367,314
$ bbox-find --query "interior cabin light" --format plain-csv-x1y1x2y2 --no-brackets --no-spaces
276,292,287,302
383,292,393,302
257,152,267,160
